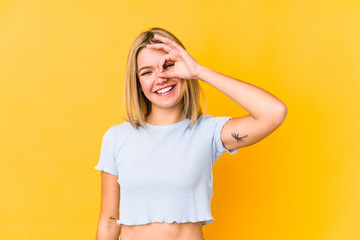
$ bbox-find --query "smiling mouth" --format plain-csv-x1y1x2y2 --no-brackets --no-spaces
155,85,175,94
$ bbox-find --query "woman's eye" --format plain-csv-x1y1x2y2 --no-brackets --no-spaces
164,63,174,68
141,71,151,76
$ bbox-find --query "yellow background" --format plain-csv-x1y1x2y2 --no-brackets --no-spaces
1,0,359,239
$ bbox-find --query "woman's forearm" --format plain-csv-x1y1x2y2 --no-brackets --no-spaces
196,66,287,121
96,218,121,240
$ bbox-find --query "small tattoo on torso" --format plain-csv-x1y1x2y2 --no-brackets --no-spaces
109,216,116,220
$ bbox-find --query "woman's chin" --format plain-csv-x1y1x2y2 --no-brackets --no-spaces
152,99,183,110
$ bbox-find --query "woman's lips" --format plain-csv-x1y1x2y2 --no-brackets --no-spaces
154,84,176,96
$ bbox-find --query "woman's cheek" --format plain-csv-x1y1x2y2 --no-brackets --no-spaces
139,77,150,91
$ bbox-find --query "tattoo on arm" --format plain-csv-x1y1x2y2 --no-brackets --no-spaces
109,216,116,220
231,132,248,143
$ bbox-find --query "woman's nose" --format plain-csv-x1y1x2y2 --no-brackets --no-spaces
155,69,168,84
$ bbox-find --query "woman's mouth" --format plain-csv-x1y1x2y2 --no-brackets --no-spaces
155,85,175,96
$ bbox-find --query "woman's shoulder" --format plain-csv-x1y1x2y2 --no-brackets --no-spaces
198,114,213,121
101,121,139,147
198,114,234,121
195,114,233,129
196,114,215,125
191,114,215,130
110,121,136,134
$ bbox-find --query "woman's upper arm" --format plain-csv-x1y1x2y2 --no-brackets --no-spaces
99,171,120,220
221,106,287,151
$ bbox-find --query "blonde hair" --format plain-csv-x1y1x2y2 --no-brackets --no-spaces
125,27,203,129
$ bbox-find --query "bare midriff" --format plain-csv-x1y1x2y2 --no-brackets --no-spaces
120,221,205,240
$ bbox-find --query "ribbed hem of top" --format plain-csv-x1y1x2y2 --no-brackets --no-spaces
94,165,118,176
116,217,214,226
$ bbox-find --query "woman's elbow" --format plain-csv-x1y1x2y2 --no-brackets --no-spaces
274,102,288,125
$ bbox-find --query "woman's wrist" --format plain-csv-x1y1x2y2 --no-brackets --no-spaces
193,65,209,82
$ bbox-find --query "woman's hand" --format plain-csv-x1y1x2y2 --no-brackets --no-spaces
146,34,203,80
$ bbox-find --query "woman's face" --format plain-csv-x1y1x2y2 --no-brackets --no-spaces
137,47,185,111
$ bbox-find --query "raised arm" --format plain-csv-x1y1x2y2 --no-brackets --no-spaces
146,34,287,151
96,172,121,240
196,66,287,150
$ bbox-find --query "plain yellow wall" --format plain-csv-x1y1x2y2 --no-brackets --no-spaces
0,0,359,239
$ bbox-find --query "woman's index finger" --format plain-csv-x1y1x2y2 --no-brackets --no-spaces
154,34,183,54
146,43,176,56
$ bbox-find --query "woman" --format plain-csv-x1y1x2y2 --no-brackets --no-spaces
95,27,287,240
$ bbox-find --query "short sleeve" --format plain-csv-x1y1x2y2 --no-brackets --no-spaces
209,116,239,164
94,126,118,176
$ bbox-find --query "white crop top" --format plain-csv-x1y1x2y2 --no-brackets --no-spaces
94,115,238,226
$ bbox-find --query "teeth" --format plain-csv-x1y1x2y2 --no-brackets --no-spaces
156,86,173,94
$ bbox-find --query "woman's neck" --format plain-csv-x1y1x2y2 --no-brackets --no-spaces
145,106,185,126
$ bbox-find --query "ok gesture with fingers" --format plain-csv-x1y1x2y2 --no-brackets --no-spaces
146,34,203,80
